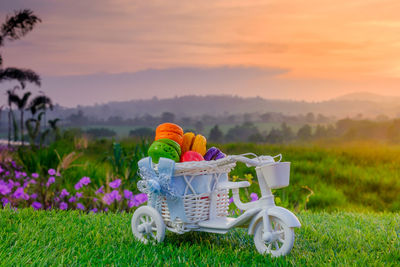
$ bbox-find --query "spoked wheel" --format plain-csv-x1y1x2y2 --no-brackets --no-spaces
131,206,165,244
253,216,295,257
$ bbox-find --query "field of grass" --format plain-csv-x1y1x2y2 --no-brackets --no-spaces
0,209,398,266
219,142,400,213
13,138,400,213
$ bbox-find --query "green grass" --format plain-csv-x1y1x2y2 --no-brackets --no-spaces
220,143,400,212
0,209,398,266
14,139,400,212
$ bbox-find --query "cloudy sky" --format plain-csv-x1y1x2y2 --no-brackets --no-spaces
1,0,400,107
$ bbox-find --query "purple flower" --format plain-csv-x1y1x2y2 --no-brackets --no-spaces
128,199,139,208
0,184,11,195
90,208,98,213
68,196,76,203
22,172,27,177
250,193,259,202
56,171,61,177
31,173,39,178
32,202,42,210
15,171,21,179
1,197,9,206
74,176,91,190
13,187,29,200
46,177,55,187
109,179,121,189
48,169,56,176
80,177,91,185
74,183,82,190
59,202,68,210
95,186,104,195
102,190,121,205
134,193,148,204
5,171,10,176
11,161,16,168
93,197,98,202
60,189,70,198
30,193,38,199
76,192,83,199
76,203,85,210
229,197,234,204
28,179,37,184
102,194,112,205
104,208,109,212
54,197,60,202
0,166,4,173
124,189,133,200
110,190,121,201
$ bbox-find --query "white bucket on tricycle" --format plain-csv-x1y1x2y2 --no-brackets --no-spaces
131,153,300,257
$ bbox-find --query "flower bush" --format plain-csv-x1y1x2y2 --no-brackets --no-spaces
0,148,147,212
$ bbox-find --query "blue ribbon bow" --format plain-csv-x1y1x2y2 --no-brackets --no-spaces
137,157,187,222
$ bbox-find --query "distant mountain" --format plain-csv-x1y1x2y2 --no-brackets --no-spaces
49,94,400,120
335,92,400,103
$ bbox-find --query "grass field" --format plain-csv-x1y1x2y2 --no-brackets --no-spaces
13,139,400,213
0,209,398,266
220,142,400,213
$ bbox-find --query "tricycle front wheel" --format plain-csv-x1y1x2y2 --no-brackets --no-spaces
253,216,295,257
131,206,165,244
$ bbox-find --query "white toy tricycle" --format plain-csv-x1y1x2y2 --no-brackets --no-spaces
132,154,301,257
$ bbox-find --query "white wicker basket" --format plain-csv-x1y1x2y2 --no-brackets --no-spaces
157,158,236,233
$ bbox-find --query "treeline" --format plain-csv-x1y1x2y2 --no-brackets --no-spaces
61,110,333,129
126,118,400,144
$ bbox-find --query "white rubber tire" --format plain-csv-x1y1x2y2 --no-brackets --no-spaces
131,206,165,244
253,216,295,257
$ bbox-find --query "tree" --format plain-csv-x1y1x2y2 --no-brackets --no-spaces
297,124,312,141
25,111,44,146
161,112,175,123
266,128,284,143
48,118,61,141
8,91,32,145
195,121,204,132
281,123,294,141
314,124,327,139
6,87,18,145
225,122,260,142
28,93,53,134
28,94,53,116
129,127,154,139
305,112,315,123
0,9,42,146
209,125,223,143
0,9,42,86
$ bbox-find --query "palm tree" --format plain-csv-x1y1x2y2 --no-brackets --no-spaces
8,91,31,145
0,9,42,87
6,87,18,145
28,93,53,127
0,9,41,145
26,111,44,146
0,105,3,132
0,9,41,67
48,118,61,141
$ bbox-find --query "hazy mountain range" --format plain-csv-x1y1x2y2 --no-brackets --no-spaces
50,92,400,120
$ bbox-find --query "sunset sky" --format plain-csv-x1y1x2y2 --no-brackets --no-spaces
1,0,400,107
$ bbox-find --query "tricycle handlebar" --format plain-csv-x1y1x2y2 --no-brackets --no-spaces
218,154,282,167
